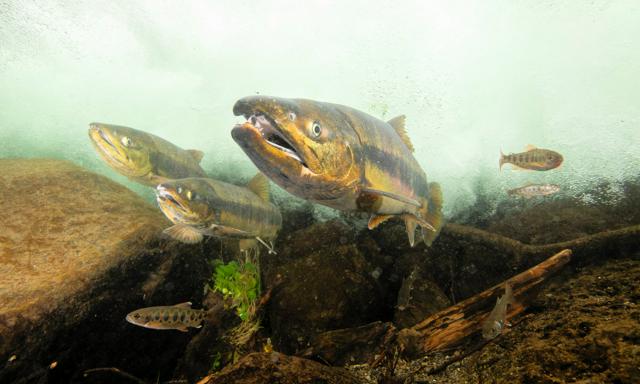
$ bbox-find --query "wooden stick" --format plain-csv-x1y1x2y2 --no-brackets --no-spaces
400,249,572,354
83,367,147,384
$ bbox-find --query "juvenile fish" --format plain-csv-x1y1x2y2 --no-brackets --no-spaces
88,122,207,186
508,183,560,198
482,283,513,340
231,96,443,247
155,173,282,254
499,145,563,171
126,302,205,332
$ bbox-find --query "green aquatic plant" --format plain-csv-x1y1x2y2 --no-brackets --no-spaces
209,259,260,321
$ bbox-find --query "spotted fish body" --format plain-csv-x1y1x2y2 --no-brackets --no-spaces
156,174,282,253
231,96,444,247
88,122,207,186
125,302,205,332
499,145,563,171
508,183,560,198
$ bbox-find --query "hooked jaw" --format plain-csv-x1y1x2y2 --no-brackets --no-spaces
88,123,128,169
155,184,198,225
231,97,319,176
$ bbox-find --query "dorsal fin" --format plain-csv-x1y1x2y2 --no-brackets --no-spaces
524,144,537,152
187,149,204,163
387,115,414,152
247,173,270,201
174,302,192,309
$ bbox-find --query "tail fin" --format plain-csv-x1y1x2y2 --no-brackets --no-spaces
420,182,444,246
499,149,506,170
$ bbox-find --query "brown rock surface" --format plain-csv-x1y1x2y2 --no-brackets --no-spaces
0,158,216,383
204,352,361,384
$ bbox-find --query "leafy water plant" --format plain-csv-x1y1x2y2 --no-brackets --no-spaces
209,259,260,321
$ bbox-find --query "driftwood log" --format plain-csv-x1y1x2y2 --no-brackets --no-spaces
397,249,572,356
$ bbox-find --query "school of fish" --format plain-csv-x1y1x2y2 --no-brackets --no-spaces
88,96,564,337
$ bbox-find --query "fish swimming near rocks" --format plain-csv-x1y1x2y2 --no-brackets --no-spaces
482,283,514,340
499,145,563,171
125,302,206,332
231,96,443,247
88,122,207,186
155,173,282,254
508,183,560,198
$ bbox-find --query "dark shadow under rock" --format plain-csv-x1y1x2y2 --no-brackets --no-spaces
393,264,451,329
263,220,390,354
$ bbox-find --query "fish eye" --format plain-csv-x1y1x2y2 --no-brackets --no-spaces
134,313,140,319
311,121,322,137
121,136,132,147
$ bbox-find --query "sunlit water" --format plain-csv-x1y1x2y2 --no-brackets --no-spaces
1,0,639,216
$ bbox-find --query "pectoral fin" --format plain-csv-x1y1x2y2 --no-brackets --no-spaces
361,188,421,207
404,215,418,247
368,214,393,230
256,237,277,254
163,224,204,244
207,225,251,237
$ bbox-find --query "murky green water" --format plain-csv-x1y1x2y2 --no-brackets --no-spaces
1,1,638,215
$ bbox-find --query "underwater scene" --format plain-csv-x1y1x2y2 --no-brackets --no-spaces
1,1,639,383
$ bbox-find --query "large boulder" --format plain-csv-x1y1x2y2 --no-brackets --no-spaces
0,159,218,383
263,220,392,354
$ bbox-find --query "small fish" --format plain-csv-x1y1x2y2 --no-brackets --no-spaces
508,183,560,199
125,302,205,332
482,283,513,340
155,173,282,254
88,122,207,186
231,96,443,247
499,145,563,171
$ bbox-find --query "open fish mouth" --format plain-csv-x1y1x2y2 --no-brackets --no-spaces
89,125,128,168
156,185,193,222
239,112,309,169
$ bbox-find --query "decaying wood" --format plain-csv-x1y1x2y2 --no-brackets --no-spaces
444,223,640,267
398,249,572,355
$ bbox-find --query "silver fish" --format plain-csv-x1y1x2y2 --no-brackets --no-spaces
482,283,513,340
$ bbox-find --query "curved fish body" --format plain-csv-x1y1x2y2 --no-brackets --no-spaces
508,183,560,198
231,96,443,246
88,122,207,186
155,173,282,253
499,145,563,171
482,283,513,340
126,302,205,332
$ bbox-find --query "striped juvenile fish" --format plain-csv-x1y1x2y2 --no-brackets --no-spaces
88,122,207,186
508,183,560,198
482,283,513,340
499,145,563,171
125,302,205,332
231,96,443,246
155,173,282,254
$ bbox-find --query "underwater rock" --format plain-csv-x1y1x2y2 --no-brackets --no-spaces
263,219,389,354
393,265,451,329
202,352,361,384
0,159,218,383
300,321,394,366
